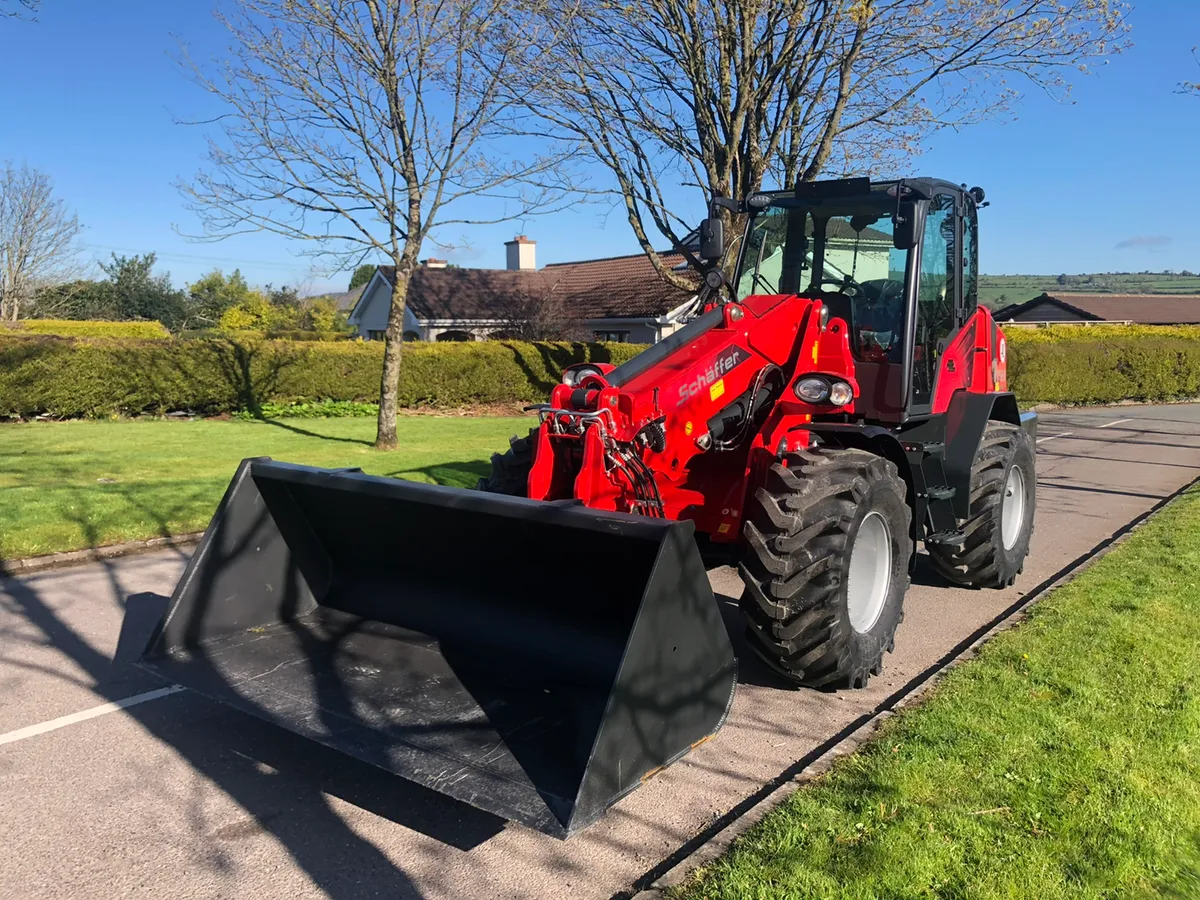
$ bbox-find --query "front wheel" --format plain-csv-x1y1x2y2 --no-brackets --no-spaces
928,422,1036,588
739,447,912,689
476,428,536,496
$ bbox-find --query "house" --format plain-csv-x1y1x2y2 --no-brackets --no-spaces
994,292,1200,326
347,237,699,343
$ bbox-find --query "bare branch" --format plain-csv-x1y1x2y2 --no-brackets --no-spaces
0,0,40,21
1181,46,1199,97
518,0,1131,276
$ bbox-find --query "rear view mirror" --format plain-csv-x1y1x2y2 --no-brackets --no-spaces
699,217,725,261
892,200,925,250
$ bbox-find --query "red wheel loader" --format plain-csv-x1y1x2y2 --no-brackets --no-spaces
131,176,1036,838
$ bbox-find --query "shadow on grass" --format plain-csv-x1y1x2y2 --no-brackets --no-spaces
384,460,491,489
247,416,374,447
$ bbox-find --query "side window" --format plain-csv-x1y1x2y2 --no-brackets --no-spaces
963,208,978,314
911,194,957,407
735,208,788,299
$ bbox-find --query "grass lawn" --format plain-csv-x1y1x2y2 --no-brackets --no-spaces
0,416,529,558
678,486,1200,899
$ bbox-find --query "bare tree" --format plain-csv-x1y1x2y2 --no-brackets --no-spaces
180,0,575,449
495,286,592,341
0,163,82,321
523,0,1130,286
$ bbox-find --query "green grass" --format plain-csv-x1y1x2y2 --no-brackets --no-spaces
0,416,528,558
678,487,1200,900
979,273,1200,309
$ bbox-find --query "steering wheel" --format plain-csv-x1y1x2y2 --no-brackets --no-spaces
819,276,862,297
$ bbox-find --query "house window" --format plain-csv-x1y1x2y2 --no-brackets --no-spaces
594,330,629,343
368,329,387,341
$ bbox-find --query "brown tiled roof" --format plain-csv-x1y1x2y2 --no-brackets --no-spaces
374,252,698,322
542,252,697,318
377,265,548,320
996,292,1200,325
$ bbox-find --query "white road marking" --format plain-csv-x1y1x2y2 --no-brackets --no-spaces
1037,433,1072,444
1099,418,1133,428
0,685,185,747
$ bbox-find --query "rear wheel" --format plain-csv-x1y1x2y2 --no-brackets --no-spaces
739,447,911,689
928,422,1035,588
476,429,536,496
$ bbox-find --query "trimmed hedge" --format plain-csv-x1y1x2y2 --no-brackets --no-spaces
1006,330,1200,405
3,319,171,339
0,334,643,418
1,326,1196,418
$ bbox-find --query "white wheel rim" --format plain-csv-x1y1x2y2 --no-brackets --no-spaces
847,511,892,633
1002,466,1026,551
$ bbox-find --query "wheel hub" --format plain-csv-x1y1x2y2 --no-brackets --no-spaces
847,511,892,633
1002,465,1026,550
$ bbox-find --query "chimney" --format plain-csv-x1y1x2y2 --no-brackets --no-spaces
422,258,448,269
504,235,536,271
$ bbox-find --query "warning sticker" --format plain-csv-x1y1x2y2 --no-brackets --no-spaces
709,379,725,402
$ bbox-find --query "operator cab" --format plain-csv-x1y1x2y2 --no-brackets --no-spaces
730,177,983,422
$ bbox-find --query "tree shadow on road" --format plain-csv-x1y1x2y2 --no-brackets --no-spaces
2,545,507,899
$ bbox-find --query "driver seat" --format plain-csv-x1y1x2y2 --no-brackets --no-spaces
812,291,904,420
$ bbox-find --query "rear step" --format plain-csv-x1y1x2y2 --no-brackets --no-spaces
130,458,737,838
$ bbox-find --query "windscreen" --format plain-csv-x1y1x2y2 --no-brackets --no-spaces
735,199,911,364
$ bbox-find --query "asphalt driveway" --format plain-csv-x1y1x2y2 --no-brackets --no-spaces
3,403,1200,900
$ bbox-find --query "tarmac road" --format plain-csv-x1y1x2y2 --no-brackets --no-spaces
3,403,1200,900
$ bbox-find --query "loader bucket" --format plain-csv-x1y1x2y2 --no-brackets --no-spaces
135,458,737,838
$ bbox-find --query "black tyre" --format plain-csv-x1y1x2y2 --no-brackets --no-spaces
928,422,1035,588
476,428,536,496
739,447,912,689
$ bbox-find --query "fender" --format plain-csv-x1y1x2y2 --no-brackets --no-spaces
939,390,1030,519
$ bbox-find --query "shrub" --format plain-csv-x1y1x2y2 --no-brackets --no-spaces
264,329,358,342
232,399,379,419
3,326,1192,420
2,319,170,339
1006,333,1200,405
1005,323,1200,345
0,334,643,418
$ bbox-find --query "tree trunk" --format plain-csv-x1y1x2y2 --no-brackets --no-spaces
374,265,412,450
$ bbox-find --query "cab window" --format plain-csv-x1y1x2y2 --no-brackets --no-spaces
911,194,957,407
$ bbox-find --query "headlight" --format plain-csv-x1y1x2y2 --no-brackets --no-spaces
794,377,831,403
829,381,854,406
794,376,854,406
562,364,601,387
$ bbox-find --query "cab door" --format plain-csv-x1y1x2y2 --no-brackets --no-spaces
908,191,970,415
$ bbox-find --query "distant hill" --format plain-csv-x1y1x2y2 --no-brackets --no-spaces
979,272,1200,310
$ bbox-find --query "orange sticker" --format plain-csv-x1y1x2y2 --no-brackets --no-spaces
709,379,725,402
684,421,694,435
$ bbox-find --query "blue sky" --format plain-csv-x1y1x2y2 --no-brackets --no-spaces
0,2,1197,293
